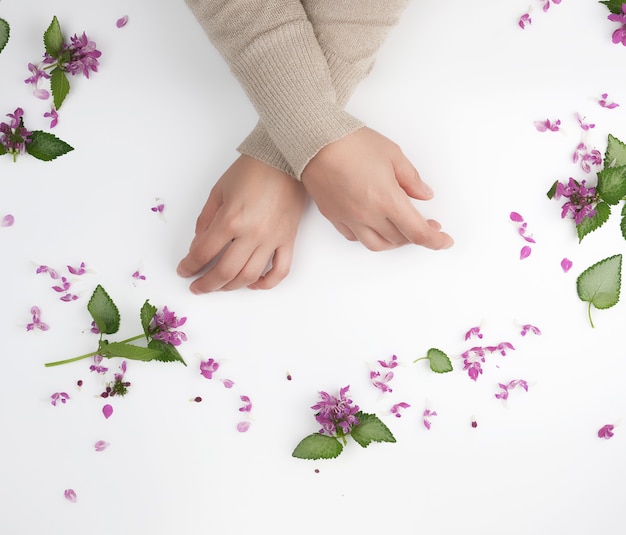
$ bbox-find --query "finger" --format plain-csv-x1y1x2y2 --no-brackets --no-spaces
352,226,398,252
221,245,275,291
392,156,434,201
389,196,454,250
177,216,234,278
248,245,293,290
427,219,442,231
334,222,358,241
194,184,223,237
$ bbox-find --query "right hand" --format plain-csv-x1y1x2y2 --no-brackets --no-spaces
301,127,453,251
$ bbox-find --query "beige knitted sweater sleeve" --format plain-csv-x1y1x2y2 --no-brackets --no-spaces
184,0,407,178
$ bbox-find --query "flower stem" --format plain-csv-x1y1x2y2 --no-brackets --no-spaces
44,333,146,367
588,302,595,329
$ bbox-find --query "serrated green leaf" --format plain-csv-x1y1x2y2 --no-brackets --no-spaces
577,202,611,242
604,134,626,168
98,342,162,362
600,0,625,15
0,144,6,157
350,412,396,448
292,433,343,460
597,166,626,205
88,285,120,334
26,130,74,161
0,18,10,54
546,180,558,200
621,204,626,241
147,339,187,366
577,254,622,328
140,300,157,340
43,16,63,57
426,347,453,373
50,67,70,110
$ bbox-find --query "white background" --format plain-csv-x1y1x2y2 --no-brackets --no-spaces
1,1,625,534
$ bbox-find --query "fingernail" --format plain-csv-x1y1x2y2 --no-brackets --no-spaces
422,183,434,197
176,262,188,277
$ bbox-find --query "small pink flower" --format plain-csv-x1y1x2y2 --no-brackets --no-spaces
423,409,437,430
64,489,77,503
495,379,528,400
27,306,49,331
102,404,113,419
200,358,219,379
486,342,515,356
534,118,561,132
36,265,59,279
151,203,165,213
50,392,70,406
520,324,542,336
1,214,14,227
519,13,532,29
44,108,58,128
89,354,108,374
520,245,532,260
52,276,71,293
576,113,595,131
94,440,110,452
390,402,411,418
132,270,146,281
377,354,398,369
370,370,394,393
598,424,615,439
561,258,573,272
598,93,619,109
464,326,483,341
116,15,129,28
239,395,252,413
237,421,251,433
67,262,86,275
221,379,235,389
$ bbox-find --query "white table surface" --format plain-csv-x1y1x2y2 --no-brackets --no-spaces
1,1,625,533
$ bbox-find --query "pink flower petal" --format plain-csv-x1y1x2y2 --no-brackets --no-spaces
237,421,251,433
116,15,129,28
94,440,109,452
561,258,573,273
598,424,615,439
509,211,524,223
102,404,113,419
520,246,532,260
1,214,14,227
64,489,77,503
221,379,235,389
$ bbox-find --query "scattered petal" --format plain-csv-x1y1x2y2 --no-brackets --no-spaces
390,402,411,418
423,409,437,430
519,13,532,29
598,93,619,109
520,245,532,260
102,404,113,419
1,214,14,227
50,392,70,406
221,378,235,389
520,324,542,336
509,211,524,223
239,395,252,413
94,440,109,452
27,305,49,331
464,325,483,341
237,421,251,433
561,258,573,272
200,358,219,379
534,118,560,132
598,424,615,439
377,354,398,369
116,15,129,28
64,489,77,503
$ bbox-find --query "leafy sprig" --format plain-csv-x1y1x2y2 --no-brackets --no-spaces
547,134,626,241
292,411,395,460
413,347,453,373
45,284,187,367
577,254,622,328
0,18,9,54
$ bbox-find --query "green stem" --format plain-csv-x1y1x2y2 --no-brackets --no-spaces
44,333,146,367
588,302,595,329
413,357,427,363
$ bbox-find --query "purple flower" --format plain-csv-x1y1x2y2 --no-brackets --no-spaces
200,357,219,379
150,306,187,346
464,360,483,381
52,276,71,293
598,424,615,439
222,378,235,389
561,258,573,273
534,118,561,132
132,270,146,281
608,4,626,45
598,93,619,109
519,13,532,29
89,354,108,374
520,324,542,336
151,203,165,213
51,392,70,406
24,63,51,99
464,326,483,341
67,262,86,275
486,342,515,356
311,385,360,437
44,107,58,128
370,370,394,393
377,354,398,369
239,395,252,413
1,214,14,227
101,361,130,397
390,402,410,418
576,113,595,131
423,409,437,430
0,108,33,160
554,177,599,225
64,489,77,503
64,32,101,78
36,265,60,279
573,143,602,174
495,379,528,400
27,306,49,331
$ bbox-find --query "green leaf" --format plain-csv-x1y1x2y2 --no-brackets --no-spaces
26,130,74,161
577,201,611,242
140,300,157,340
147,339,187,366
546,180,558,200
426,347,453,373
43,16,63,57
0,143,5,157
87,285,121,335
50,67,70,110
350,412,396,448
98,342,162,362
577,254,622,328
0,18,10,54
597,166,626,205
604,134,626,168
600,0,625,15
292,434,343,460
621,204,626,241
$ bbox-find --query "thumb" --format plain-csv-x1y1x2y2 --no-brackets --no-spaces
393,154,434,200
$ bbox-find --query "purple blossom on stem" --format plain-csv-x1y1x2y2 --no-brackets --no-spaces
495,379,528,400
51,392,70,406
423,409,438,430
150,306,187,346
1,214,14,227
64,32,102,78
0,108,33,161
90,321,100,334
598,93,619,109
27,306,49,331
534,118,561,132
553,178,599,225
370,370,394,393
311,385,360,437
598,424,615,439
390,402,410,418
239,395,252,413
200,358,219,379
608,4,626,46
520,324,542,336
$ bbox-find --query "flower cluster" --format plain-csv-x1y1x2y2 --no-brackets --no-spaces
608,3,626,45
462,342,515,381
100,361,131,398
36,263,88,302
370,354,397,393
0,108,32,160
573,143,602,174
312,385,360,437
552,178,598,225
149,306,187,346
